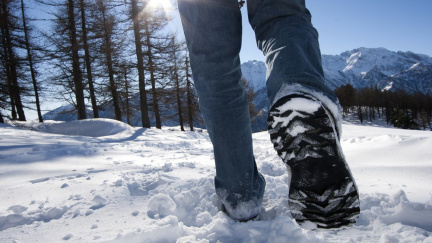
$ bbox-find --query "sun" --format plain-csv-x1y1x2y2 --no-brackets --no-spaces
146,0,173,13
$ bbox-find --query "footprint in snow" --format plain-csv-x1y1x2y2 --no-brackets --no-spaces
62,233,73,240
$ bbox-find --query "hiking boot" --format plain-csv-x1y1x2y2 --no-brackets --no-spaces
220,203,260,222
268,94,360,229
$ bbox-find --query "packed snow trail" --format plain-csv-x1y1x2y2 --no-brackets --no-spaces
0,119,431,242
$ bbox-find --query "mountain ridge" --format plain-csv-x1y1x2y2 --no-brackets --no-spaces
242,47,432,131
242,47,432,94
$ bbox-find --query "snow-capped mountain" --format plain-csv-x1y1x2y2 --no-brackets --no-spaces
322,47,432,92
241,60,267,91
244,47,432,95
242,47,432,131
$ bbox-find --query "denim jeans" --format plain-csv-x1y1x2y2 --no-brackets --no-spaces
178,0,341,220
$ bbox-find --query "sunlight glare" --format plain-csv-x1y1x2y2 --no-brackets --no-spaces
146,0,173,14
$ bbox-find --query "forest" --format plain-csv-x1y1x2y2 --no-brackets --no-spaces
335,84,432,130
0,0,202,131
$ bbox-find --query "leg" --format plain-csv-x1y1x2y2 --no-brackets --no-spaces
247,0,360,228
178,0,265,221
248,0,341,129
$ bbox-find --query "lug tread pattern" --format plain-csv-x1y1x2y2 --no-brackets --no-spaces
268,95,360,229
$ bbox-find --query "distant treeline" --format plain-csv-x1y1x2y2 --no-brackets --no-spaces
335,84,432,130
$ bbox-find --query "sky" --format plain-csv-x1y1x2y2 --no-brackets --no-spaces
22,0,432,120
234,0,432,62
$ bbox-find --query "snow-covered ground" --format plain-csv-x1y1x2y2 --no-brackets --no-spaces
1,118,431,242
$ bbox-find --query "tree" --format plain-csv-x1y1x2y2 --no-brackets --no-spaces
334,84,355,117
184,55,202,131
67,0,86,120
168,36,185,131
241,77,259,123
185,56,194,131
92,0,121,121
128,0,150,128
0,0,26,121
20,0,43,122
40,0,89,120
0,72,8,121
79,0,98,118
140,0,172,129
117,60,138,125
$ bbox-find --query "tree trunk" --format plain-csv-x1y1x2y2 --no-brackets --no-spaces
20,0,43,122
67,0,86,120
79,0,98,118
130,0,150,128
185,57,194,131
0,21,17,120
172,48,184,131
144,21,161,129
357,106,363,123
100,0,122,121
123,66,131,125
1,0,25,121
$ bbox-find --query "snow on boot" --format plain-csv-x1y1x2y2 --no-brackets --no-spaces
268,94,360,229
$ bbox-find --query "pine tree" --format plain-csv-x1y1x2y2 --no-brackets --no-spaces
185,56,193,131
241,77,259,123
40,0,88,119
334,84,355,117
127,0,150,128
0,0,26,121
184,55,202,131
120,63,131,125
67,0,86,120
140,0,172,129
79,0,98,118
92,0,121,121
20,0,43,122
167,35,185,131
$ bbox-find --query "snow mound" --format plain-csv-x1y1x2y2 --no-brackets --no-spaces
147,194,177,219
378,191,432,232
30,118,136,138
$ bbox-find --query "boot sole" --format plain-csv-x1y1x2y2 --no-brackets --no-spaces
268,95,360,229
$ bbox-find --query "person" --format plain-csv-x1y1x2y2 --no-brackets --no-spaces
178,0,360,228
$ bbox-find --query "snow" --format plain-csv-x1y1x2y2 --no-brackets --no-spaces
1,118,432,242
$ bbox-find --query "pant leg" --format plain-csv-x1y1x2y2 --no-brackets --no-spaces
247,0,343,133
178,0,265,220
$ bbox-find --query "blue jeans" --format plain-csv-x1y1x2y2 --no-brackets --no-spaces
178,0,341,220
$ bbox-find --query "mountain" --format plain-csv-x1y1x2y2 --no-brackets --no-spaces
244,47,432,95
322,47,432,93
242,48,432,131
43,93,204,129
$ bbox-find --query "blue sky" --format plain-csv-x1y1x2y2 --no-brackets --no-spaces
23,0,432,120
237,0,432,62
29,0,432,62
